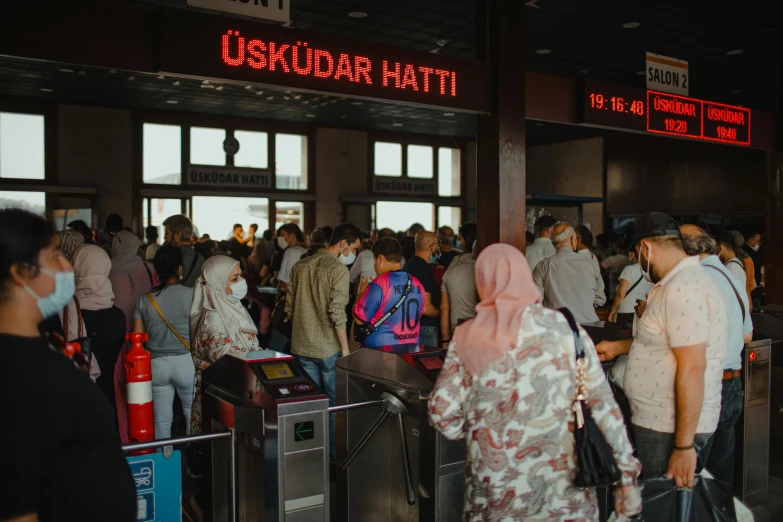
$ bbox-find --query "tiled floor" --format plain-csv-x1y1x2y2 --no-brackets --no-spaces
750,476,783,522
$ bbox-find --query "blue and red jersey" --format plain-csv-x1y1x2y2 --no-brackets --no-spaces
353,271,425,348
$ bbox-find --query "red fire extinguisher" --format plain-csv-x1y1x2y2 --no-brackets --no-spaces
125,332,155,455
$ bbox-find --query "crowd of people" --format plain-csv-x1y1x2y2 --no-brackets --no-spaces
0,205,764,521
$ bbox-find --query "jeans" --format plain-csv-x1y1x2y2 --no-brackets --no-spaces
296,351,340,460
631,425,713,479
703,377,744,485
419,325,439,348
151,353,196,440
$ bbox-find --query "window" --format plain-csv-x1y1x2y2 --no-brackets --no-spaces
376,201,433,232
438,147,461,197
275,201,304,229
0,112,45,180
0,191,45,214
143,198,183,241
275,134,308,190
53,209,92,232
192,196,270,240
190,127,227,166
143,123,181,185
438,206,462,230
407,145,433,179
234,130,268,169
374,142,402,177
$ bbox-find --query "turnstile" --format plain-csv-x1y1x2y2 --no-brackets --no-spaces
336,345,466,521
202,350,330,522
735,339,772,505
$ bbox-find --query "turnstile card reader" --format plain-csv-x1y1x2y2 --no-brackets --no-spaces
202,352,329,522
336,345,465,522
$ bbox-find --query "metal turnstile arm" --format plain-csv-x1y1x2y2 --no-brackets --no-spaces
396,412,416,506
340,409,390,471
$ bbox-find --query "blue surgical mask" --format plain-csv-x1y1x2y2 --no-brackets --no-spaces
25,269,76,319
227,279,248,302
454,238,462,250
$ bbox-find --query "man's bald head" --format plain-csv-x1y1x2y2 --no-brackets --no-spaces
415,231,438,252
551,223,577,250
680,224,716,258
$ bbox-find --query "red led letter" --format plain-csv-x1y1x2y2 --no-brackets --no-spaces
435,69,450,95
418,66,434,92
246,39,267,69
382,61,401,88
334,53,354,82
400,64,419,91
268,42,290,72
354,56,372,84
451,71,456,97
222,30,245,67
292,42,312,75
314,49,334,78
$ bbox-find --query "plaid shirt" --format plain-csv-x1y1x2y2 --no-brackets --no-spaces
285,249,350,359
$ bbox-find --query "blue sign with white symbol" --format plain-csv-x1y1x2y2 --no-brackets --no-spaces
127,451,182,522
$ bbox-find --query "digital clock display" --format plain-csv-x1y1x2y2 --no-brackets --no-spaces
580,80,751,146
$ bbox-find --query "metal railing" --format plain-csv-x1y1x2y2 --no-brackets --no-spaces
122,429,238,522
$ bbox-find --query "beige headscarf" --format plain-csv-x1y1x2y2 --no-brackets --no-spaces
189,255,258,350
60,245,115,342
58,229,84,264
109,230,154,322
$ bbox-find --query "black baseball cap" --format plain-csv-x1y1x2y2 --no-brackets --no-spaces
633,212,681,242
534,215,557,230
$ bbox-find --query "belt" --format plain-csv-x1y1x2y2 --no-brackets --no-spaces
722,369,741,380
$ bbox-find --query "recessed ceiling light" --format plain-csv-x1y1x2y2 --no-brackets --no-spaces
173,81,180,86
40,88,53,92
127,75,135,81
731,89,744,94
200,84,215,89
443,112,455,116
109,69,117,74
534,122,545,127
255,90,265,95
535,48,551,55
436,39,448,47
305,114,316,118
392,123,403,127
215,86,224,91
166,100,178,104
59,68,74,73
156,75,165,80
293,95,302,100
245,85,253,90
351,101,363,105
348,11,368,18
78,70,87,76
266,96,274,100
636,70,646,75
727,49,743,55
622,22,640,29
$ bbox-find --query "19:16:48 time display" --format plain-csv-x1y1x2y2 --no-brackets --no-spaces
589,93,645,116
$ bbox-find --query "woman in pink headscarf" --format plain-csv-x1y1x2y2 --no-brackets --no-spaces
428,244,641,521
109,230,157,443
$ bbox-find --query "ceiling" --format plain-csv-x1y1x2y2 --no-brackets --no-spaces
0,0,778,139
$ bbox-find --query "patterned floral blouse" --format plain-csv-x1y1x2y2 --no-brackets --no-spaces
428,304,641,521
190,324,259,435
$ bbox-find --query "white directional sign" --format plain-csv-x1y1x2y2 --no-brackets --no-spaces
646,52,689,96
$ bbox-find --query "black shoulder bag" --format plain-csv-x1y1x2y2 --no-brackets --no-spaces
559,307,623,488
354,276,412,343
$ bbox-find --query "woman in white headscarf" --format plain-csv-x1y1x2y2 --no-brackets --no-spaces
60,245,127,432
190,255,259,434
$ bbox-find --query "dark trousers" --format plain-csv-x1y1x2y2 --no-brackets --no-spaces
631,425,713,479
702,377,744,486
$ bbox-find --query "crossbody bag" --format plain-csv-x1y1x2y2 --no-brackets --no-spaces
145,292,191,350
703,264,746,322
354,276,412,343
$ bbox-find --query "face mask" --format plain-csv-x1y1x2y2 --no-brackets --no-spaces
25,269,76,319
641,242,654,283
227,278,248,302
751,244,760,252
454,238,462,250
339,250,356,266
278,237,288,250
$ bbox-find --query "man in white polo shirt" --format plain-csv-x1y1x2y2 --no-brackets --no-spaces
595,213,728,488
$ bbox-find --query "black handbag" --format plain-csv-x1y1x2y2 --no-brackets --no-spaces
559,307,623,488
354,276,412,343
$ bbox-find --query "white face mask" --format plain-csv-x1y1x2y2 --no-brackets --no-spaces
641,242,653,283
227,279,248,302
278,237,289,250
751,244,760,252
339,249,356,266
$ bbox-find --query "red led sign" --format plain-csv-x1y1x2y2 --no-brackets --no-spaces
159,9,489,113
580,81,751,146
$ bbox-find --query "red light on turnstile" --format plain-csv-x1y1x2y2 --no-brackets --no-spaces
749,351,757,362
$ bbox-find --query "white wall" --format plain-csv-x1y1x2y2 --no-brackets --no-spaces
314,127,368,227
57,105,133,227
526,137,604,233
